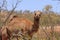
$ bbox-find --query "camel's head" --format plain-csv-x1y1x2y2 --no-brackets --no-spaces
34,10,42,19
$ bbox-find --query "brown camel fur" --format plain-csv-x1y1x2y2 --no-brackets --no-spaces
1,11,42,40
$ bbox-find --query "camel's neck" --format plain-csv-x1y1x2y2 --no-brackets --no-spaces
28,17,39,36
27,17,40,37
32,17,40,32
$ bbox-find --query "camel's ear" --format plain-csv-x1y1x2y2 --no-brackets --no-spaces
39,11,42,16
34,11,36,15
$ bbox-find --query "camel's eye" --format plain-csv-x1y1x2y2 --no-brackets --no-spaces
39,14,41,16
35,13,36,15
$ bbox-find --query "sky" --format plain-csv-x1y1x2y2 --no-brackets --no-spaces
0,0,60,13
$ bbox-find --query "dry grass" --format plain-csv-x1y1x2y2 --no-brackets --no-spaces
1,11,60,40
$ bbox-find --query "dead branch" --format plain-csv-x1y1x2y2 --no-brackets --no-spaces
0,0,6,13
3,0,22,25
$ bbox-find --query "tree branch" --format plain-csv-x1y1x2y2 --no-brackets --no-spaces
3,0,22,25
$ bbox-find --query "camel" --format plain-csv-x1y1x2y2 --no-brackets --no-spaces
1,10,42,40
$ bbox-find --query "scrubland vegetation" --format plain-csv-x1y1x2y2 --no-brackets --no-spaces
0,0,60,40
0,9,60,40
